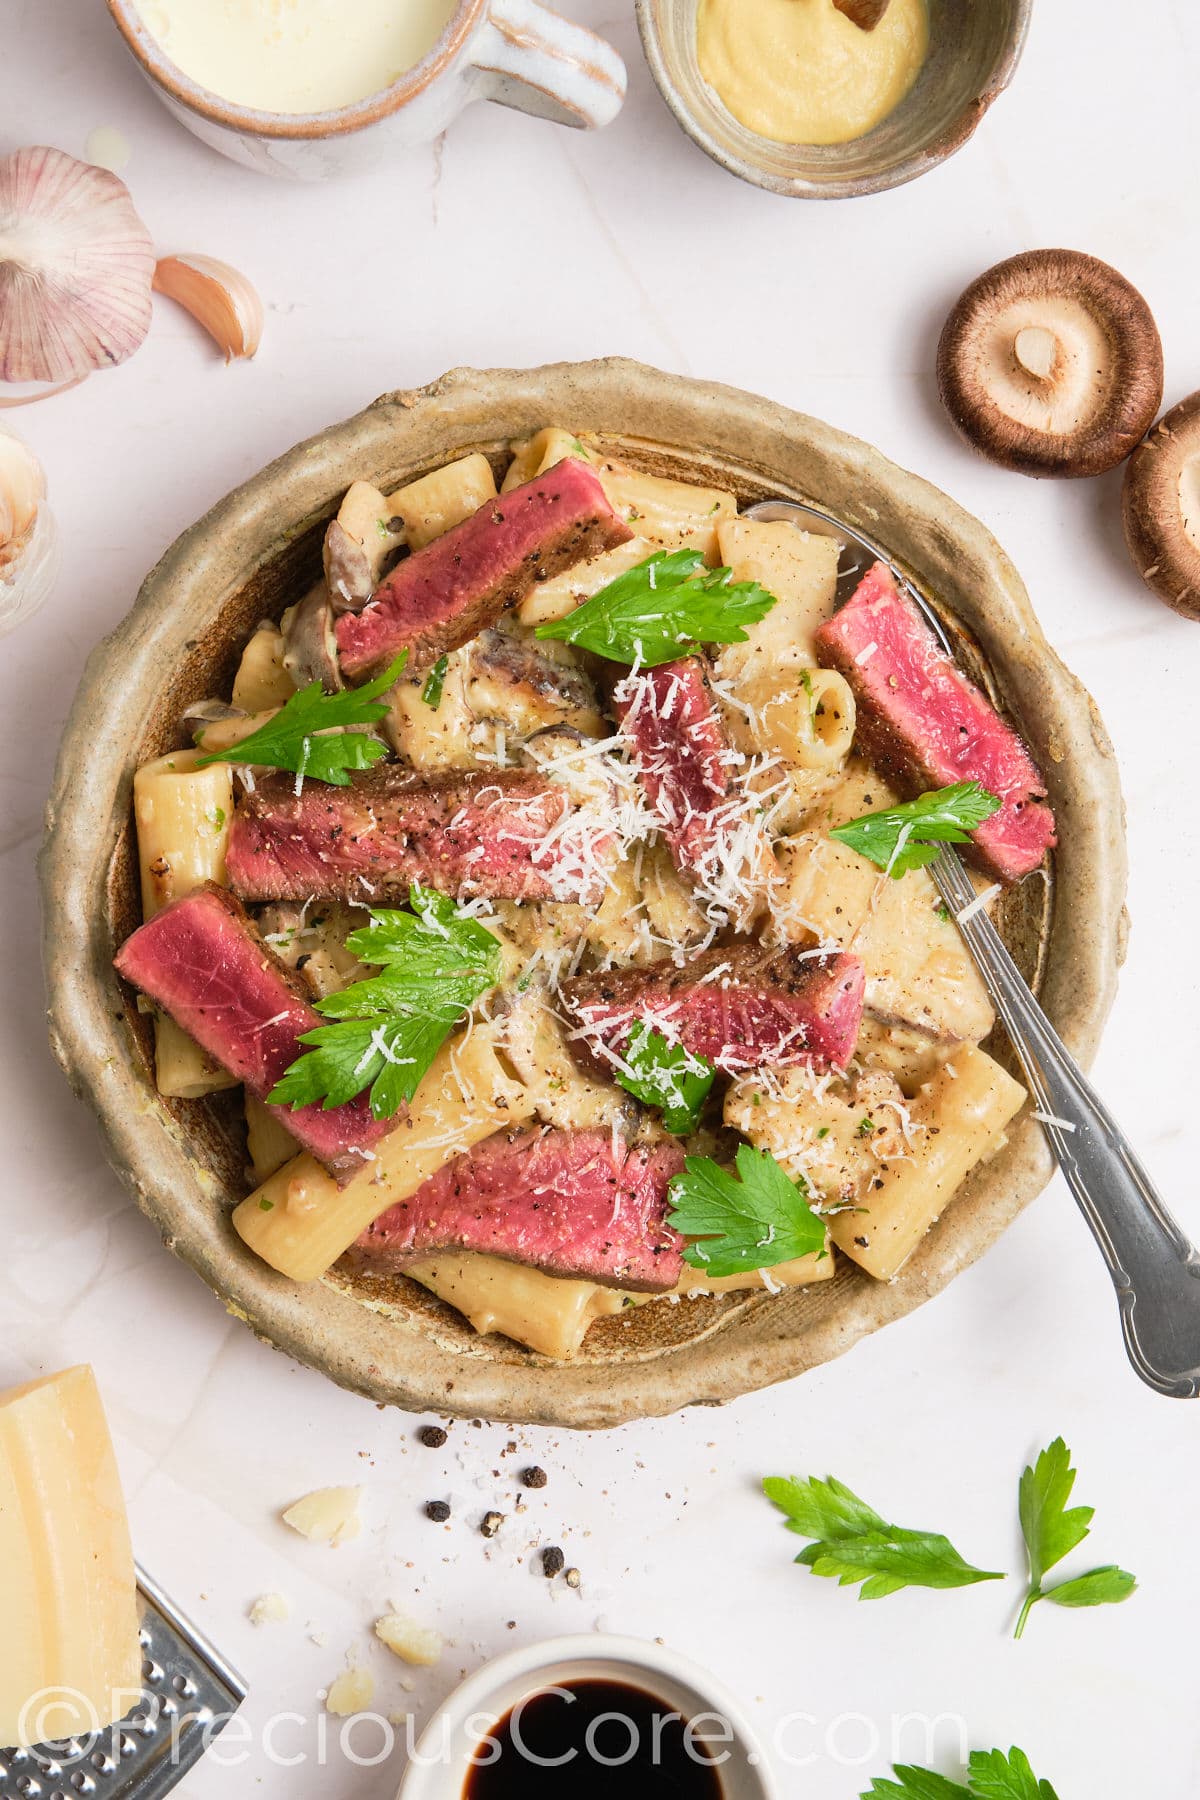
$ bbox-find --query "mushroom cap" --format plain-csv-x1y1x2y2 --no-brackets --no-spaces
1121,389,1200,621
937,250,1163,478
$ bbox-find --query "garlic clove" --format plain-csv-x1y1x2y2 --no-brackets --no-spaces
0,428,45,552
0,146,155,384
153,255,263,363
0,427,59,637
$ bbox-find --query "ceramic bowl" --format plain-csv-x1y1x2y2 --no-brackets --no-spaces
40,358,1126,1428
395,1634,776,1798
636,0,1033,199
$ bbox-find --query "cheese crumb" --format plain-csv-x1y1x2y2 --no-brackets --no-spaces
248,1592,289,1626
281,1485,362,1545
325,1667,375,1716
375,1611,443,1666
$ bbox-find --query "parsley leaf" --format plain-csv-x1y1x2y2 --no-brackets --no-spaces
614,1024,715,1134
267,885,502,1120
862,1770,970,1800
421,654,449,709
830,781,1002,879
764,1472,1005,1601
861,1748,1059,1800
667,1145,825,1278
195,652,407,787
1014,1437,1136,1638
966,1747,1061,1800
535,548,777,667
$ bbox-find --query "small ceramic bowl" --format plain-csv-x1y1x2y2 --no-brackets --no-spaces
636,0,1033,199
395,1634,777,1798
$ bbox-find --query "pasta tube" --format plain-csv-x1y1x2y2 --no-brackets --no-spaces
232,1023,535,1283
132,748,238,1099
502,427,596,492
404,1253,625,1359
597,462,736,558
387,453,497,550
244,1094,300,1185
829,1046,1026,1281
714,518,840,671
232,621,295,711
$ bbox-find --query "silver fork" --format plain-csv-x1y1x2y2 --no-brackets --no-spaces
746,498,1200,1398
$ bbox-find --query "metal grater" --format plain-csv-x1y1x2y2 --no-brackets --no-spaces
0,1566,247,1800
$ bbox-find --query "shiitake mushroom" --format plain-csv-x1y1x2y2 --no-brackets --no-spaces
937,250,1163,478
1122,391,1200,621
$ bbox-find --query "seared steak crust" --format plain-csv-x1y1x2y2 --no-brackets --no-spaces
225,766,608,906
814,563,1056,882
113,884,393,1183
351,1126,685,1291
336,458,633,680
562,940,866,1074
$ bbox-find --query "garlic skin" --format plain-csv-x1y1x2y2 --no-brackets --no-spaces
0,429,59,638
0,146,155,384
154,255,263,362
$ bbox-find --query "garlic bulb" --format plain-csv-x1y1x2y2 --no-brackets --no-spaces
0,428,59,637
0,146,155,386
154,255,263,362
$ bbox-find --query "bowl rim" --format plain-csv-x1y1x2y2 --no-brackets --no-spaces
39,357,1127,1429
634,0,1035,199
395,1632,777,1797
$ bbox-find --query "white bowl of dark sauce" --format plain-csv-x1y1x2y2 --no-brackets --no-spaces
395,1633,777,1798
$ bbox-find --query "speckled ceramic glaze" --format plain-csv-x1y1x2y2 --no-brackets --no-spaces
636,0,1032,199
40,360,1126,1428
105,0,626,178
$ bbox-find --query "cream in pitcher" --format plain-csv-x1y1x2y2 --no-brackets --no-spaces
139,0,460,114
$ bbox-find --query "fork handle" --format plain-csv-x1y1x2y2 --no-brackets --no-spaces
933,850,1200,1398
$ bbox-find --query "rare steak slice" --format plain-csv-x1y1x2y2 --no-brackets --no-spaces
562,941,866,1075
113,884,392,1183
336,458,633,681
225,766,610,906
350,1127,685,1291
611,655,770,925
813,562,1056,882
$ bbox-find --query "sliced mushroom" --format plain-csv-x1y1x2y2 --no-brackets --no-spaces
466,627,604,738
179,697,246,735
281,584,342,691
1122,389,1200,620
937,250,1163,477
323,519,375,615
833,0,891,27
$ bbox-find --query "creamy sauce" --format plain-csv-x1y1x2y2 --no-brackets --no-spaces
138,0,458,114
697,0,929,146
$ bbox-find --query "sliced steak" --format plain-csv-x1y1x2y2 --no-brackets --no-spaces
113,884,392,1183
225,766,611,906
562,941,866,1075
813,563,1057,882
350,1126,685,1291
336,458,633,681
611,656,768,924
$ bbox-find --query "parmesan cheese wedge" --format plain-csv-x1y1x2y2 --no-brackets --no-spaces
0,1366,142,1748
281,1485,362,1546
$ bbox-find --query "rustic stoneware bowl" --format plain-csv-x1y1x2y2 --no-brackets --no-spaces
636,0,1033,199
41,359,1126,1429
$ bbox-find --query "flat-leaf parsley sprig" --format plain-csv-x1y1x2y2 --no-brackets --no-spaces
763,1472,1005,1600
863,1745,1060,1800
614,1023,715,1135
667,1145,826,1278
830,781,1001,878
195,651,408,786
1013,1437,1136,1638
268,884,502,1121
536,547,777,667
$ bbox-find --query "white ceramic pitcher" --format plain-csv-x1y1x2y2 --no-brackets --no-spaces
105,0,626,179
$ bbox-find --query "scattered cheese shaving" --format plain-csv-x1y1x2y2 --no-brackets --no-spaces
325,1666,375,1716
375,1611,443,1666
281,1485,362,1546
248,1592,289,1626
955,883,1002,925
1030,1110,1078,1133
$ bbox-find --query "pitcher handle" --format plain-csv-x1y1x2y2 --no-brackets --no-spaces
469,0,626,130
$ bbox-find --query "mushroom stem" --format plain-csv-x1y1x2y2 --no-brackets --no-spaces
1013,325,1060,383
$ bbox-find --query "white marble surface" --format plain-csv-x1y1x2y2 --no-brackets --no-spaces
4,3,1200,1794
